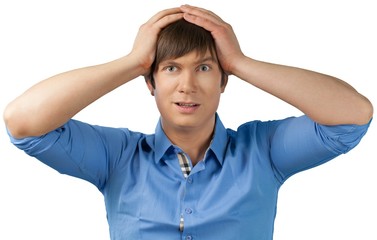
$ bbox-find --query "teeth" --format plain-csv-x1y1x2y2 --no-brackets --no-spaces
179,103,196,107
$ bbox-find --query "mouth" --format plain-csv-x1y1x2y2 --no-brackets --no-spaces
174,102,200,113
175,102,200,107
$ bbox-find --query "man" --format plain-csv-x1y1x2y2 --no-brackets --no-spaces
4,5,373,240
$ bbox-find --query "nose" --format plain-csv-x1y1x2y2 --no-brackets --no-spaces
178,71,197,94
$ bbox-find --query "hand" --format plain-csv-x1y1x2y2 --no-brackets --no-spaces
130,8,183,76
180,4,244,75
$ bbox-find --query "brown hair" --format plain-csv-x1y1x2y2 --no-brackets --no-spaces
149,19,224,88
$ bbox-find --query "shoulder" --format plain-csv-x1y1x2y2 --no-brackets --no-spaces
7,118,152,154
230,116,293,137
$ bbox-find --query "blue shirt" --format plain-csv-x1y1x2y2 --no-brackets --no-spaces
9,114,370,240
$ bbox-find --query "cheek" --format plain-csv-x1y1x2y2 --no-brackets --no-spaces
153,93,166,115
198,71,222,86
153,85,170,98
153,88,171,109
154,75,177,91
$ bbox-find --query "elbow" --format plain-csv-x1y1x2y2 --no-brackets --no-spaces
357,96,374,125
3,102,32,139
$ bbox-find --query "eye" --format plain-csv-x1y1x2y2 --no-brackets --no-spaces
198,64,210,72
164,66,178,72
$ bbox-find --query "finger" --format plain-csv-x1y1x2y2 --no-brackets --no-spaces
180,4,223,23
182,12,219,32
143,8,183,33
154,12,184,30
147,7,183,24
180,5,225,32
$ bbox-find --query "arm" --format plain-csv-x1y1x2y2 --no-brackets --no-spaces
3,8,183,139
180,5,373,125
268,115,370,182
228,58,373,126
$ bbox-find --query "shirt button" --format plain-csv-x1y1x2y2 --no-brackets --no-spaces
187,177,193,184
185,208,193,214
185,235,193,240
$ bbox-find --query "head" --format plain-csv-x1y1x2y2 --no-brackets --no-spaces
146,19,228,133
148,19,226,88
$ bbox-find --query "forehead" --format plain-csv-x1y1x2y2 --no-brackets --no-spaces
159,50,218,65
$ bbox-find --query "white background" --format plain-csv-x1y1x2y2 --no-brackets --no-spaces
1,0,376,239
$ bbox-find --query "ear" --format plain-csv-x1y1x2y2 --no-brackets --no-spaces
220,74,228,93
144,76,155,96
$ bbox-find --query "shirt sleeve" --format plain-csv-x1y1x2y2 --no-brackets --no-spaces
6,119,133,191
269,115,372,183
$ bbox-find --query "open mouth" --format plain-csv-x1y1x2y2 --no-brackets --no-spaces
176,103,199,107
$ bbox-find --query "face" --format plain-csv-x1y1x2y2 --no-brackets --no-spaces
148,50,227,134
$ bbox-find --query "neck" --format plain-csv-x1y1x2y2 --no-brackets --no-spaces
162,119,215,165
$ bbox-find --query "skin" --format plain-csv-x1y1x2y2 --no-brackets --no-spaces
147,51,226,163
3,7,184,138
179,5,373,126
3,5,373,165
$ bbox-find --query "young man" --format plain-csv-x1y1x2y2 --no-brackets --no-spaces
4,5,373,240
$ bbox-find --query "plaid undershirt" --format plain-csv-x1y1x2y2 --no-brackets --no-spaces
177,152,191,179
177,152,191,232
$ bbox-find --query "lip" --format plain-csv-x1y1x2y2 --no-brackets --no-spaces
174,102,200,114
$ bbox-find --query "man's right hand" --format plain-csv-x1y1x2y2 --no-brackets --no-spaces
129,7,183,77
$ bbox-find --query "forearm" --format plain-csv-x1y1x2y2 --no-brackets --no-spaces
4,54,144,138
232,56,373,125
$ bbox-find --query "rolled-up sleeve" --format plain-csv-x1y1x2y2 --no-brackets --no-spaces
7,119,131,191
269,115,371,183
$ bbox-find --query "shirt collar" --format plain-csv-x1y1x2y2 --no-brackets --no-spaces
154,119,174,164
209,114,228,165
153,113,228,166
